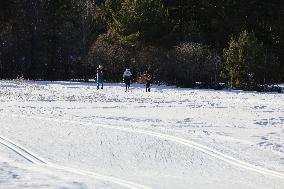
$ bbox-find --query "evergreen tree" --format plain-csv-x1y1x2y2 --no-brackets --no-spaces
103,0,170,45
223,31,265,89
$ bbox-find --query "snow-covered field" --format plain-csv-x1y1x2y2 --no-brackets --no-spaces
0,80,284,189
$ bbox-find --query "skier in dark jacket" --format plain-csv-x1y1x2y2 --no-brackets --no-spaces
96,65,104,90
123,68,132,92
143,72,152,92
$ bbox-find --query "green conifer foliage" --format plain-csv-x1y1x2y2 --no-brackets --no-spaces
104,0,170,45
223,31,265,89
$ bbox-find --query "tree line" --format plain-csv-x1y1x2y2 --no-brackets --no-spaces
1,0,283,90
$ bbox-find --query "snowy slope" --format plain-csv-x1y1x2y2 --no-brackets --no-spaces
0,80,284,189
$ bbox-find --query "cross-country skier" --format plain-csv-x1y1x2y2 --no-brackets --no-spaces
143,72,152,92
96,65,104,90
123,68,132,92
145,75,152,92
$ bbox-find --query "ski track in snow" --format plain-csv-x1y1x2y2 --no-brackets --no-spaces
1,112,284,180
0,134,152,189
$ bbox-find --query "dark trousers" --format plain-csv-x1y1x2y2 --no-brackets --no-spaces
146,83,150,92
125,79,130,91
97,78,103,89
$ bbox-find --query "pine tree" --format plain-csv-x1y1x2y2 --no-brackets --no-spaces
223,31,265,89
103,0,170,46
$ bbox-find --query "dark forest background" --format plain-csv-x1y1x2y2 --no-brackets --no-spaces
0,0,283,90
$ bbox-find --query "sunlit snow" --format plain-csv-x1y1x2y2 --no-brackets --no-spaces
0,80,284,189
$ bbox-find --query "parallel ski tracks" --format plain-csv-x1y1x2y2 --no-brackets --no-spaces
0,135,47,164
0,135,152,189
1,113,284,180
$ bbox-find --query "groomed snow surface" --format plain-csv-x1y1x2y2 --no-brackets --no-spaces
0,80,284,189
